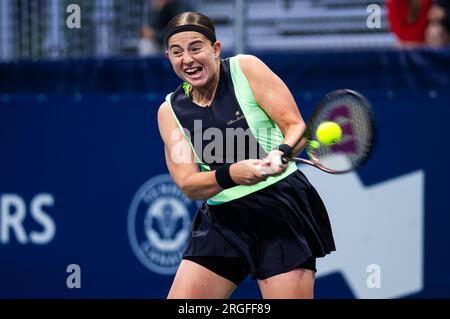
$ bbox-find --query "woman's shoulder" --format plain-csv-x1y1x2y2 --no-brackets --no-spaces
231,54,262,67
158,82,190,120
157,100,170,122
234,54,269,80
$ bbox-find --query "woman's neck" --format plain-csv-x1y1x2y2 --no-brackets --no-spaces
191,61,220,107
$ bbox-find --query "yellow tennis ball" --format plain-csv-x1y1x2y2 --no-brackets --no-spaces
316,121,342,145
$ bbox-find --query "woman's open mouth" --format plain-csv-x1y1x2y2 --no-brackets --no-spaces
185,66,203,78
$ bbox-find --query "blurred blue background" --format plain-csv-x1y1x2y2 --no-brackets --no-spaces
1,0,450,299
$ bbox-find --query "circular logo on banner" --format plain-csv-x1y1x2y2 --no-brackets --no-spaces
128,174,199,275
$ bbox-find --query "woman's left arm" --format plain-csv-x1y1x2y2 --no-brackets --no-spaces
239,54,307,158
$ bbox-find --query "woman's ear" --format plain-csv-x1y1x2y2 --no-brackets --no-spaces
213,41,222,59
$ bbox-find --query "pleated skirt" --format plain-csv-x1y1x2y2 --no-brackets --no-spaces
184,169,336,280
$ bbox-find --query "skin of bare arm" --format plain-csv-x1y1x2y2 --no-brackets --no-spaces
239,54,308,174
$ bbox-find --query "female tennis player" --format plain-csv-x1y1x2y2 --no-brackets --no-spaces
157,12,335,299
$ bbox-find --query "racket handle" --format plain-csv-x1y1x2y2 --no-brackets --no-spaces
271,154,290,167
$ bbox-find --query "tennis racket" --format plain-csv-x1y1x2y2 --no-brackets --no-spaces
273,89,375,174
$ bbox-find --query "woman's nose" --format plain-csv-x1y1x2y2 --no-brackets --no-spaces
183,52,194,64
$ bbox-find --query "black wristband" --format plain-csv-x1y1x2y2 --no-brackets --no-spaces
215,163,238,189
278,144,293,158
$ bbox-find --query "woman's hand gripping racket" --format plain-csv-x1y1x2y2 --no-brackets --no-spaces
272,89,375,174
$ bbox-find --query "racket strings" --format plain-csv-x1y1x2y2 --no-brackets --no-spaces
307,93,374,171
346,95,374,166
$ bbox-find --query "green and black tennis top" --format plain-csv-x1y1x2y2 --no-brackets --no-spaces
166,55,297,205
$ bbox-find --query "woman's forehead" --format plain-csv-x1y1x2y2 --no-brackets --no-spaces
168,31,209,47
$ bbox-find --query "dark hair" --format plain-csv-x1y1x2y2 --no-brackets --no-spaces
164,12,216,47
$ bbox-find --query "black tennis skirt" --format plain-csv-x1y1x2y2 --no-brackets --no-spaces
183,169,336,280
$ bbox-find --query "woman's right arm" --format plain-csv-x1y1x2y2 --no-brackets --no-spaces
157,102,268,200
